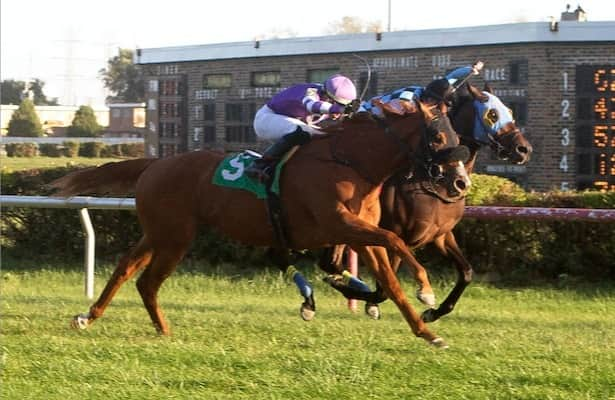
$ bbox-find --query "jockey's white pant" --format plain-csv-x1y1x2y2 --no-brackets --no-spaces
253,105,323,141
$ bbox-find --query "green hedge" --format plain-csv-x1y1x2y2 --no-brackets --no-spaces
1,168,614,281
6,142,145,158
422,175,615,282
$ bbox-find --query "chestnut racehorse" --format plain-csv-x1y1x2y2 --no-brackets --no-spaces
323,83,532,321
50,103,470,348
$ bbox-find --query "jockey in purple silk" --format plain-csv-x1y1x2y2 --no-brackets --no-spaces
245,74,358,182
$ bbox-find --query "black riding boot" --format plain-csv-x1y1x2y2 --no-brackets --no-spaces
246,127,311,182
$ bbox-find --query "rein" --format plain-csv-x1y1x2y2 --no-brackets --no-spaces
328,115,427,186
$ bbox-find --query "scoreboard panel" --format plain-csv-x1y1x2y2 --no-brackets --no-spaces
576,66,615,191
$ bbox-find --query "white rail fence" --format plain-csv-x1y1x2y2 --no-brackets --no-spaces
1,195,136,299
2,195,614,299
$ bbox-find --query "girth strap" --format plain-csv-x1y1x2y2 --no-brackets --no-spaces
264,146,299,248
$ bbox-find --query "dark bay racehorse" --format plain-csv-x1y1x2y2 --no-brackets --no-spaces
323,83,532,321
50,102,470,348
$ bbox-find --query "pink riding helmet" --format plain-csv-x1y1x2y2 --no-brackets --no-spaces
324,74,357,105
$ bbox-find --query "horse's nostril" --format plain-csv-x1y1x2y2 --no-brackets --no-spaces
455,179,467,192
517,146,529,154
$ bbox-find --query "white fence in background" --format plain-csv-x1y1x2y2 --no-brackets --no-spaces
1,195,136,299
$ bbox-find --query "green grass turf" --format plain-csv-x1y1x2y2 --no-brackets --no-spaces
1,265,614,400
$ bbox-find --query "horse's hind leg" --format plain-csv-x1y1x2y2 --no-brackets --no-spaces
421,232,473,323
136,240,192,335
268,248,315,321
72,236,153,330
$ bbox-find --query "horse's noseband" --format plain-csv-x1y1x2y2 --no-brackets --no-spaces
489,123,524,160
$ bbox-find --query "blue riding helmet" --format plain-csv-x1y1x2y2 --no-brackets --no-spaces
473,92,515,143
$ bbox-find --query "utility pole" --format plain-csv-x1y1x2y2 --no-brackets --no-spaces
387,0,392,32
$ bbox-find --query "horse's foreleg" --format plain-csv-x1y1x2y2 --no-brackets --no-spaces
356,246,446,348
72,236,153,330
422,232,473,323
362,251,404,320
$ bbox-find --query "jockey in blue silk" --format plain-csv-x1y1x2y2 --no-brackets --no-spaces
245,74,358,182
362,61,484,117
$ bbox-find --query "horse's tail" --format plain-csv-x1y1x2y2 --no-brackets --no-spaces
49,158,158,197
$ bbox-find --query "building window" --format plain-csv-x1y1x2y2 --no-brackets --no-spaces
203,74,232,89
193,127,203,142
160,102,181,117
204,126,216,143
225,102,256,143
508,100,528,125
225,103,243,121
508,60,528,85
252,71,280,87
148,80,159,92
193,105,202,120
160,80,183,96
225,126,256,143
161,144,178,158
159,122,178,138
203,102,215,121
307,68,339,84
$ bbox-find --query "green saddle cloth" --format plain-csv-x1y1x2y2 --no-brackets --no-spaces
212,151,284,199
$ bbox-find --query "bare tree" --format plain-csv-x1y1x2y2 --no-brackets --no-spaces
326,16,382,34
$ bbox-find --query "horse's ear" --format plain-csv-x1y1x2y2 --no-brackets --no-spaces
417,100,435,122
468,83,489,103
483,83,493,94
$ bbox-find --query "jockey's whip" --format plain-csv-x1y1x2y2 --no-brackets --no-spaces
352,54,372,102
450,60,484,95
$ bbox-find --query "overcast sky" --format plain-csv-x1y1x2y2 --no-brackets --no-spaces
2,0,614,106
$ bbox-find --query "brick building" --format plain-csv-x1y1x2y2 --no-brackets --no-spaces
135,18,615,192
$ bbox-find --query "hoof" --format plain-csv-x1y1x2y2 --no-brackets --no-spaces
71,313,91,330
421,308,438,323
416,290,436,307
300,303,315,321
430,337,449,349
365,303,381,320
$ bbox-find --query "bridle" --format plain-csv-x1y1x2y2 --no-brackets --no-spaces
449,90,523,161
487,122,526,160
329,107,456,187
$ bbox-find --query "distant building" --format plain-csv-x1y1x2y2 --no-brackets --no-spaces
104,103,146,137
135,7,615,192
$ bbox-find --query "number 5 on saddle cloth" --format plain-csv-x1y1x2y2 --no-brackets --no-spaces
212,148,298,247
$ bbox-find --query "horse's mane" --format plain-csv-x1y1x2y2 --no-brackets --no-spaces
320,103,429,137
